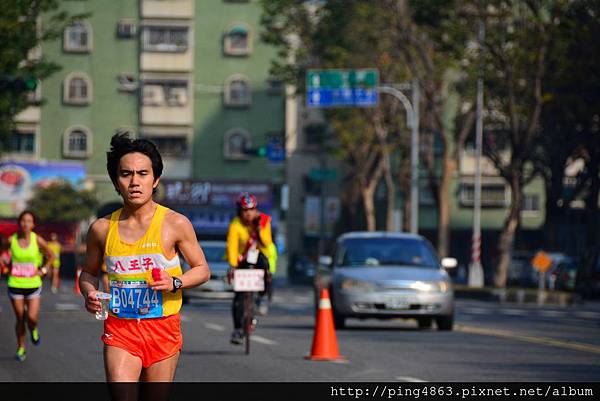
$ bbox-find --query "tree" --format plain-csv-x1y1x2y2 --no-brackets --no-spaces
535,0,600,282
26,181,98,223
261,0,409,231
391,0,476,256
466,0,571,287
0,0,82,151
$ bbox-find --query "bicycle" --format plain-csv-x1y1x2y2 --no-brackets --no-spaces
232,268,265,355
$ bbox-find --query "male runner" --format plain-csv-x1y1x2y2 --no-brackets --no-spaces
79,133,210,394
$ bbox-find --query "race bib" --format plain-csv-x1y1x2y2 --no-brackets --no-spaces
233,269,265,292
11,262,37,278
246,248,259,265
109,280,163,319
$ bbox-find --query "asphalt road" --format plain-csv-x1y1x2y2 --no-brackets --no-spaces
0,278,599,382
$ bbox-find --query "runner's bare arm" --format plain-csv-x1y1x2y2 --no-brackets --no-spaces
149,211,210,292
36,236,56,272
80,218,109,314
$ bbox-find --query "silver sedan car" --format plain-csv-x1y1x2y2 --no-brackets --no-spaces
315,232,456,330
182,240,233,301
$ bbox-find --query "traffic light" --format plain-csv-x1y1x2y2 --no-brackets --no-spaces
243,146,267,157
0,75,37,93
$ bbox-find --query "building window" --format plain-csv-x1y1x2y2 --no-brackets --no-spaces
521,194,541,214
224,75,251,107
117,20,137,39
142,26,189,52
140,135,188,157
224,128,251,160
460,181,509,207
9,131,35,155
117,74,138,92
63,126,92,158
63,73,92,105
419,181,436,206
304,123,326,147
142,79,188,107
266,78,283,96
223,24,251,56
63,20,92,52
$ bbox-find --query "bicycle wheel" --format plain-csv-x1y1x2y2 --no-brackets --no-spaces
243,292,253,355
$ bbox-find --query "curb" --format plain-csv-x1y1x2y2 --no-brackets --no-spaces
454,285,584,306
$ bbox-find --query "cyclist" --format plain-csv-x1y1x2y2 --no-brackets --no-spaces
47,232,61,293
7,210,55,362
226,192,276,345
79,133,210,389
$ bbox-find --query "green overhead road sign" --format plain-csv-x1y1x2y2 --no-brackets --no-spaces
307,69,378,89
307,69,378,107
308,168,337,181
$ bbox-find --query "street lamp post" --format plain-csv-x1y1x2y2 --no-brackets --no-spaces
379,79,420,234
468,19,485,288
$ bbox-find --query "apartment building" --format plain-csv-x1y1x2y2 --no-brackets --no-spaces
7,0,285,239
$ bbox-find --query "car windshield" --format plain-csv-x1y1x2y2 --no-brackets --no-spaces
203,245,226,263
335,237,439,268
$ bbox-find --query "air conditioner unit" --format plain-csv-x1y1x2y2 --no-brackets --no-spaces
117,74,138,92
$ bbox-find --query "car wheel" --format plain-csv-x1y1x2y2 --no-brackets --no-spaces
436,314,454,331
417,317,433,329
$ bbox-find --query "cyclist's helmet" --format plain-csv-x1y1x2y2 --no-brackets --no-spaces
237,192,257,210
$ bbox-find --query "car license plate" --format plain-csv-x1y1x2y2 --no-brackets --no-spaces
386,296,412,309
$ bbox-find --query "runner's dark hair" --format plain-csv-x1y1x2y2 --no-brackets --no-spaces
106,132,163,194
17,210,36,225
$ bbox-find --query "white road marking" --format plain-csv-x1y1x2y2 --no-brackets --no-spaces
539,310,566,317
251,335,277,345
55,303,81,311
501,309,528,316
461,307,488,314
395,376,427,382
575,311,600,319
204,323,225,331
271,295,285,303
278,304,309,311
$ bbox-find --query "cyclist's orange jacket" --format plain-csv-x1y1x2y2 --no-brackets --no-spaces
226,213,275,271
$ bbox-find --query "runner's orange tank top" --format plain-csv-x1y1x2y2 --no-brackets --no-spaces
104,204,182,319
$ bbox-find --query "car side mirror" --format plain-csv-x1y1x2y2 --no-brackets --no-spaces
441,257,458,269
318,255,332,267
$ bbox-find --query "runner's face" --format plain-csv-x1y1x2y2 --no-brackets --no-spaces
19,213,35,234
117,152,158,206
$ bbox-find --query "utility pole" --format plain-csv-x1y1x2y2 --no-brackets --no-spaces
318,138,327,258
468,17,485,288
379,81,419,234
410,79,420,235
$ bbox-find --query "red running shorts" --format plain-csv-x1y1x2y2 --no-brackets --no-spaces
102,314,182,368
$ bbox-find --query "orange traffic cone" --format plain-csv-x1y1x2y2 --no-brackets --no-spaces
74,267,82,295
305,288,346,361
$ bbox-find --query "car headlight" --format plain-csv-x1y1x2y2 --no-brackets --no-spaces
340,279,374,291
410,280,449,293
